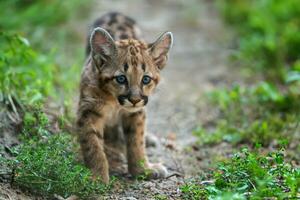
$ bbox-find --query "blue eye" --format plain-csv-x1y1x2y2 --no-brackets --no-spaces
142,75,151,85
116,75,127,84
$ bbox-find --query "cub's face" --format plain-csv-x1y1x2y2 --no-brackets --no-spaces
90,28,173,112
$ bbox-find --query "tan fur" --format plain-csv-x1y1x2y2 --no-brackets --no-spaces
77,12,172,183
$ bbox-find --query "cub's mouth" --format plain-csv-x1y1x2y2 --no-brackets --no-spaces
117,95,148,111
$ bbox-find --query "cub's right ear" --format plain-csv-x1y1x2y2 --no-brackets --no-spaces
149,31,173,70
90,27,117,69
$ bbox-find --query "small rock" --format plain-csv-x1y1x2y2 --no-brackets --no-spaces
120,197,137,200
143,181,155,189
146,134,159,147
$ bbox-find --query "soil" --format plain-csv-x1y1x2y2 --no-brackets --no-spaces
0,0,239,199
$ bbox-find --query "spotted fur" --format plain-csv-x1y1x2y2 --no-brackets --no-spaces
77,12,173,183
86,12,142,56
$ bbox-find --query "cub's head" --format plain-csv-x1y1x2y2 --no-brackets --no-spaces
90,27,173,112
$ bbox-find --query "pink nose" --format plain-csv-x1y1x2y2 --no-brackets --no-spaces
129,97,141,105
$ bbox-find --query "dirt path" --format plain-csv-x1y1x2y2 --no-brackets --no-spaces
86,0,235,199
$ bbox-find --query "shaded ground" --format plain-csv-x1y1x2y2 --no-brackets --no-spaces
0,0,239,199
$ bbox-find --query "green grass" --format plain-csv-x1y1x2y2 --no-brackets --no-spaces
0,31,109,195
0,0,91,111
1,107,111,198
194,81,300,146
0,32,55,104
0,0,87,29
181,180,208,200
154,194,169,200
217,0,300,81
181,148,300,199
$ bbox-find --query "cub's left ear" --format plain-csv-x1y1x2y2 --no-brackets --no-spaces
149,32,173,70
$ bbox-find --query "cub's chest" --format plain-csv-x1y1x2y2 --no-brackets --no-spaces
100,103,121,127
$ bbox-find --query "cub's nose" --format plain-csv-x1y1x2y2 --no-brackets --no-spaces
129,97,142,105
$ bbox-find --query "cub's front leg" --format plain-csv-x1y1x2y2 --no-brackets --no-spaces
76,109,109,184
123,110,168,179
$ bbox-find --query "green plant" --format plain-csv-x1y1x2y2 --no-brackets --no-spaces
0,32,56,104
214,148,300,199
194,82,300,146
217,0,300,81
0,0,89,30
181,148,300,199
1,108,112,198
181,180,208,200
0,0,91,111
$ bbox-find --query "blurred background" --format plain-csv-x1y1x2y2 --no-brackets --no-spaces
0,0,299,199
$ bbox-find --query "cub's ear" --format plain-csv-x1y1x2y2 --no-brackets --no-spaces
90,27,117,69
149,32,173,70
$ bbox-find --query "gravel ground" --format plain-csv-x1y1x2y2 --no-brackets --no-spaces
0,0,238,199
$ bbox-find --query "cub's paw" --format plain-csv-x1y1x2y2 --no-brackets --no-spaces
145,163,168,179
